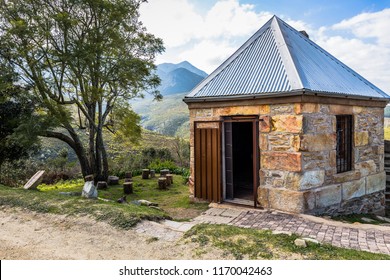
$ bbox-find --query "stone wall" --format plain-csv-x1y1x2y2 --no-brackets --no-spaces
188,100,386,216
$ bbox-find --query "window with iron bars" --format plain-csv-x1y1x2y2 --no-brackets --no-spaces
336,115,353,173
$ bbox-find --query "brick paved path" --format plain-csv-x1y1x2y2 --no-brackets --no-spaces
195,207,390,255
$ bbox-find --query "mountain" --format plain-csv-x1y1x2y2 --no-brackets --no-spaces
156,61,207,96
131,61,208,138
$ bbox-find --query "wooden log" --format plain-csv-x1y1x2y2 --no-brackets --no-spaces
160,169,170,177
107,176,119,185
97,181,108,190
158,177,167,190
124,178,132,182
125,172,132,179
142,169,150,179
166,174,173,186
84,175,94,182
123,182,133,194
150,170,155,178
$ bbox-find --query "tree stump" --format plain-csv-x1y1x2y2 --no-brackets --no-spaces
142,169,150,179
160,169,170,177
107,176,119,185
84,175,94,182
97,181,108,190
125,172,132,179
150,170,155,178
166,174,173,185
158,177,167,190
124,178,132,182
123,182,133,194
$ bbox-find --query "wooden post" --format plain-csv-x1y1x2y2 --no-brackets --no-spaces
125,172,132,179
158,177,167,190
150,170,155,178
123,182,133,194
142,169,150,179
85,175,94,182
97,181,108,190
166,174,173,186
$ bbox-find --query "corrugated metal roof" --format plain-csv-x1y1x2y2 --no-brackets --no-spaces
185,16,389,100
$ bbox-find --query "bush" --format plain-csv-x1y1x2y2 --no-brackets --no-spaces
148,159,178,173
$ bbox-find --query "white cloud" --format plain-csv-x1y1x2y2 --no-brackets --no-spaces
140,0,203,48
315,10,390,92
140,1,390,92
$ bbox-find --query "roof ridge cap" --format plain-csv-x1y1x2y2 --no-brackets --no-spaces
272,17,304,90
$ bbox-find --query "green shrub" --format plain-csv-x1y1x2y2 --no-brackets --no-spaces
148,159,178,173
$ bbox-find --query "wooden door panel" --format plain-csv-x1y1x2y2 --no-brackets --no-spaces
194,122,221,202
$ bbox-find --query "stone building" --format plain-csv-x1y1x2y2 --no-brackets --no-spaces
183,16,390,215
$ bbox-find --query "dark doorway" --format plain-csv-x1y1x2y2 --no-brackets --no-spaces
224,119,256,203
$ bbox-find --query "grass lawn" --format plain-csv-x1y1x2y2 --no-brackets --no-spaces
0,175,208,229
185,224,390,260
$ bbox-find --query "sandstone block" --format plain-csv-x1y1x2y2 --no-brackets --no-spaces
272,115,303,133
354,131,369,147
300,134,336,152
301,170,325,190
333,170,361,184
285,172,301,190
271,104,294,115
366,172,386,194
342,178,365,201
258,187,314,213
214,106,261,116
261,152,302,172
260,134,268,150
195,109,213,118
291,135,301,152
294,103,319,114
260,105,271,115
314,184,341,208
260,116,271,132
268,134,291,151
329,104,353,115
355,160,377,177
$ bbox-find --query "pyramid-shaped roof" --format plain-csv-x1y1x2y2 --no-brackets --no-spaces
185,16,389,101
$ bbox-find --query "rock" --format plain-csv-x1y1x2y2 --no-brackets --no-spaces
138,200,158,207
272,230,292,236
107,176,119,185
97,181,108,190
23,170,45,190
59,192,81,196
376,215,390,223
294,238,307,247
117,196,127,203
81,181,98,199
361,217,376,223
302,237,320,244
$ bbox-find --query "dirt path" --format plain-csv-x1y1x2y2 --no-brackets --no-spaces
0,207,225,260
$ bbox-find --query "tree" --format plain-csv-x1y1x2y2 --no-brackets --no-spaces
0,63,40,167
0,0,164,180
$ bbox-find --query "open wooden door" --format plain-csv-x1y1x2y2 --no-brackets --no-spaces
194,121,221,202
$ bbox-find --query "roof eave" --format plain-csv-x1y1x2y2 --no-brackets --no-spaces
183,89,390,104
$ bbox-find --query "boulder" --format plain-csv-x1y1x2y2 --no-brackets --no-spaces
23,170,45,190
81,181,98,199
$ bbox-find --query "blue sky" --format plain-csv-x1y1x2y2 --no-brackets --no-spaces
140,0,390,92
